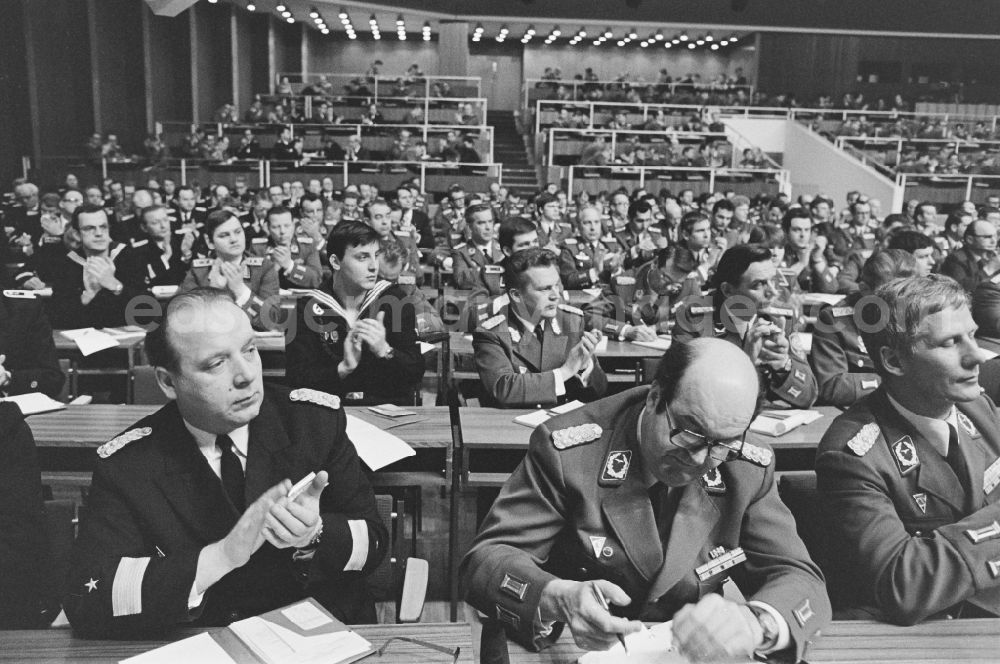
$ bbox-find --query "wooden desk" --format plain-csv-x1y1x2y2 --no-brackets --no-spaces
0,622,474,663
52,331,146,402
459,405,842,486
492,619,1000,663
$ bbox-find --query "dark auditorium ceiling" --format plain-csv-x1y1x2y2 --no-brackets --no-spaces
261,0,1000,38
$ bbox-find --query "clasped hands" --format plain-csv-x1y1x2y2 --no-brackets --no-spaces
339,311,390,376
540,579,762,662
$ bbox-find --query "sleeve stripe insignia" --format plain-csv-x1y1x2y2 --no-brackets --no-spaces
552,423,603,450
793,599,815,627
289,388,341,409
98,427,153,458
739,442,773,467
482,314,505,330
847,423,880,456
499,574,529,601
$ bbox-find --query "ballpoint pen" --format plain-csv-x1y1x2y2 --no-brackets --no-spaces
592,583,629,655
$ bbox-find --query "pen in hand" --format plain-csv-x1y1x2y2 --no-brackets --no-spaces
592,583,629,655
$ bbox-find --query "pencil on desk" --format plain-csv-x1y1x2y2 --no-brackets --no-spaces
592,583,629,655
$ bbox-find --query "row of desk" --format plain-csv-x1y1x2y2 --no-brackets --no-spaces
3,617,999,663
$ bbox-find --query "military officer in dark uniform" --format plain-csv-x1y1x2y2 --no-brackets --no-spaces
248,206,322,289
614,199,664,271
65,289,387,638
463,339,831,660
122,205,195,288
817,274,1000,624
673,245,818,408
452,203,505,297
811,250,916,408
473,247,608,408
285,221,424,405
0,288,64,398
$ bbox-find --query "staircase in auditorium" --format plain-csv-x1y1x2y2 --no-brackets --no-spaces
487,110,541,194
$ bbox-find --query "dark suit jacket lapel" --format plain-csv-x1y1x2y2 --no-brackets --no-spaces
872,390,966,513
541,320,568,372
246,395,295,500
600,403,662,582
510,316,541,372
154,404,237,542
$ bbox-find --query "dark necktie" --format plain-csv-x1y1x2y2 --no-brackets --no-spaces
217,434,245,512
649,483,681,550
535,322,545,346
946,426,972,511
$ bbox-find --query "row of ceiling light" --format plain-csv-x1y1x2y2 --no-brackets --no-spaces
474,24,741,49
228,3,431,40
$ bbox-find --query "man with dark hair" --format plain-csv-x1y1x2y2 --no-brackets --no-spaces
285,221,424,405
811,250,917,408
940,219,1000,292
452,203,504,296
48,204,144,329
779,207,839,294
472,247,607,408
886,229,936,277
250,206,321,289
534,193,573,250
170,186,207,233
239,191,272,242
295,192,328,259
912,201,939,238
674,244,818,408
464,338,830,659
395,185,432,251
65,288,387,638
709,198,740,248
615,198,661,270
817,274,1000,624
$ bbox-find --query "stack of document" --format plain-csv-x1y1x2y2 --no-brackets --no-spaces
0,392,65,415
345,414,416,470
121,598,374,664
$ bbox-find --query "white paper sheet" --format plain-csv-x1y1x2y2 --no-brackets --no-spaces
630,336,671,351
595,336,609,353
60,328,119,356
0,392,65,415
281,602,333,630
120,632,235,664
578,621,755,664
419,341,436,354
230,616,370,664
345,414,416,470
514,410,551,428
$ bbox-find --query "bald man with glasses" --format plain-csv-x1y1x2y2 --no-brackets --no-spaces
463,338,830,662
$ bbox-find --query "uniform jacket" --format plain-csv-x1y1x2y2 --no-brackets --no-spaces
0,291,64,398
64,384,387,638
285,280,424,405
614,228,658,270
180,254,280,331
816,388,1000,624
536,220,574,250
779,249,839,294
48,244,146,329
452,240,504,296
557,237,614,290
462,387,831,656
940,246,996,292
249,236,322,289
0,403,52,628
672,297,818,408
472,303,608,408
810,293,879,408
13,232,68,288
121,233,192,288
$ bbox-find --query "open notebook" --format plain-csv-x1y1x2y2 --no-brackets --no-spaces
121,598,374,664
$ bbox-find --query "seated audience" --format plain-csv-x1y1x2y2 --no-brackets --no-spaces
285,221,424,405
557,204,622,290
811,249,917,408
817,275,1000,624
473,247,607,408
180,210,279,330
452,203,504,296
65,288,386,637
249,206,321,289
939,219,1000,292
779,207,839,294
123,205,195,288
886,230,936,277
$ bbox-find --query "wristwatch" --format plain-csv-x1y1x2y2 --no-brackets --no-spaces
747,604,780,651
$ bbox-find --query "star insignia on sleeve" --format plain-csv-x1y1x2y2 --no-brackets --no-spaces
85,578,98,592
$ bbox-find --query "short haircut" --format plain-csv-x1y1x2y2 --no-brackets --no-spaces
203,209,239,238
71,203,107,230
145,287,237,372
299,192,322,207
367,198,391,215
860,275,969,377
944,212,971,234
266,205,293,224
886,229,934,254
326,220,379,259
711,244,773,309
628,198,653,219
504,247,559,291
712,198,735,214
40,192,61,208
680,211,709,235
781,206,811,235
140,204,168,227
858,249,917,291
464,202,494,224
378,237,407,266
808,196,832,211
498,217,537,251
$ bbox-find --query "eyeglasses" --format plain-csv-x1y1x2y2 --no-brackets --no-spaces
377,637,459,663
667,427,746,462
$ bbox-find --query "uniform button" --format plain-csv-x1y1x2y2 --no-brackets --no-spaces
578,567,588,575
227,611,241,622
914,531,923,537
857,360,864,367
